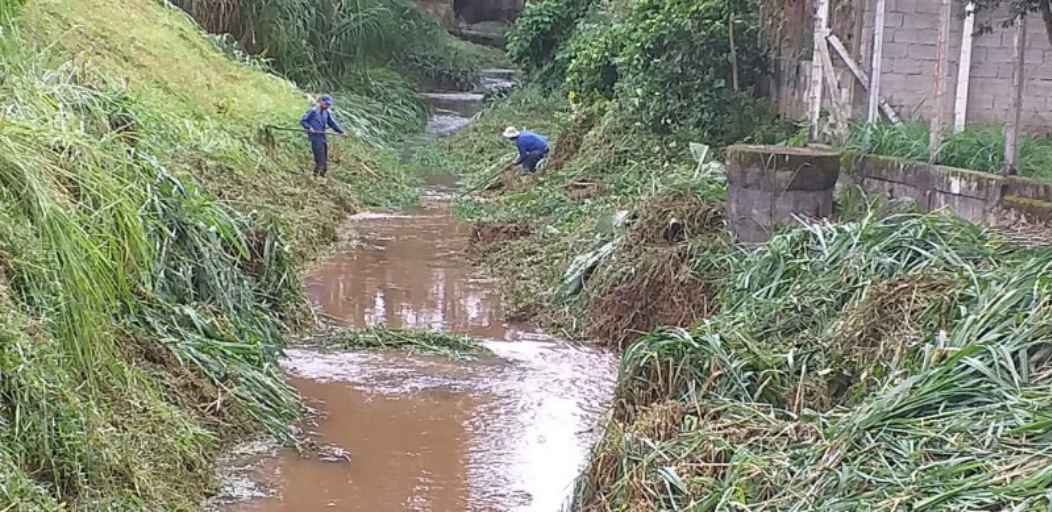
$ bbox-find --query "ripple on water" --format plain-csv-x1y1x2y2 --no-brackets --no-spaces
219,185,617,512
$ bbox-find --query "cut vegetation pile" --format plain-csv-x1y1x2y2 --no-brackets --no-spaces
311,326,488,359
573,211,1052,510
581,193,728,347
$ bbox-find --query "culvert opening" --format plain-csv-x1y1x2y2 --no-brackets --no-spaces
453,0,521,24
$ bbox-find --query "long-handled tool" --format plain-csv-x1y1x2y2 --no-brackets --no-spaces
458,151,518,198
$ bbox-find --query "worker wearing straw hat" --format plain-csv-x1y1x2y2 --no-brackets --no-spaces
300,95,348,177
502,126,548,175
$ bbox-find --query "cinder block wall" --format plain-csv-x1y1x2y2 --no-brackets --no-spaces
859,0,1052,133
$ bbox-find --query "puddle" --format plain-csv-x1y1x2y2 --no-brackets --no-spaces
218,193,616,511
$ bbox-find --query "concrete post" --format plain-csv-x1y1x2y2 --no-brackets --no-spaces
725,145,841,244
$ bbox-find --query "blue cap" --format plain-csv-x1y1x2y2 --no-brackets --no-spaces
319,95,333,105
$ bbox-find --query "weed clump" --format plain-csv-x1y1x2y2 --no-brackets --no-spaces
312,326,489,359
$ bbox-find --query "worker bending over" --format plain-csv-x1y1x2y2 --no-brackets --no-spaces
503,126,548,175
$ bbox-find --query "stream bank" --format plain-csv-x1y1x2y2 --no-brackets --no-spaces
210,71,617,512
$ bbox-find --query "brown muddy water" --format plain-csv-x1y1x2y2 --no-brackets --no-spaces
216,177,616,511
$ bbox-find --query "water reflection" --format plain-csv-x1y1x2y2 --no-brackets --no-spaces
305,204,518,340
225,197,616,511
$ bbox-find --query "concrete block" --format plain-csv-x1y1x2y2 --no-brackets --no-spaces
997,62,1017,79
893,58,929,75
886,12,905,28
902,15,935,30
971,32,1002,48
913,0,938,14
984,47,1015,62
893,29,930,44
725,146,841,192
860,176,928,209
725,146,841,244
884,42,909,59
1002,195,1052,221
726,186,774,244
969,63,998,78
908,44,937,59
926,165,1003,201
772,189,835,221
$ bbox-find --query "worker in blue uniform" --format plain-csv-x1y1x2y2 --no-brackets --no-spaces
502,126,549,175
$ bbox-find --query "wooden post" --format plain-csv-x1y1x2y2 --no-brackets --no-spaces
729,11,740,92
818,38,850,139
1005,14,1027,176
954,2,976,133
829,34,901,124
809,0,830,141
864,0,886,149
929,0,953,163
867,0,886,126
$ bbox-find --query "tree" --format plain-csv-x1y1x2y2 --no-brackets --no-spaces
968,0,1052,45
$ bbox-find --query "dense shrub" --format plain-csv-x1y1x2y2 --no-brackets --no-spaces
506,0,595,80
561,18,621,103
612,0,768,138
174,0,498,99
511,0,789,145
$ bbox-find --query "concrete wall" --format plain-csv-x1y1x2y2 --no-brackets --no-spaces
773,0,1052,134
859,0,1052,133
844,154,1052,225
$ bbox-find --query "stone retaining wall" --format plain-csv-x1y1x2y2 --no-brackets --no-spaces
842,154,1052,225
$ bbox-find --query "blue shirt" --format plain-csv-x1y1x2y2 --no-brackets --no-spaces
300,107,344,138
515,131,548,160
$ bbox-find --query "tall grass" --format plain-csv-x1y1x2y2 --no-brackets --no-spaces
172,0,505,93
0,0,423,506
572,207,1052,510
846,121,1052,180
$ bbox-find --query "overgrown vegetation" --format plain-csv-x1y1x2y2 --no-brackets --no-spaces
846,121,1052,180
451,0,772,335
442,0,1052,509
573,210,1052,510
507,0,793,144
0,0,422,507
443,87,732,341
173,0,504,98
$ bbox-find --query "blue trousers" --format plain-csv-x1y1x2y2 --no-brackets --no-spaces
309,137,328,176
520,149,548,174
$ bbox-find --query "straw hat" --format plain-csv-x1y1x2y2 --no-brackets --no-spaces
502,126,520,139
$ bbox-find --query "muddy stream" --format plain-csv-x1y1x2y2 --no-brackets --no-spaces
215,74,616,512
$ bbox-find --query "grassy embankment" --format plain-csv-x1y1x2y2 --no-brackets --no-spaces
443,0,1052,509
0,0,481,507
